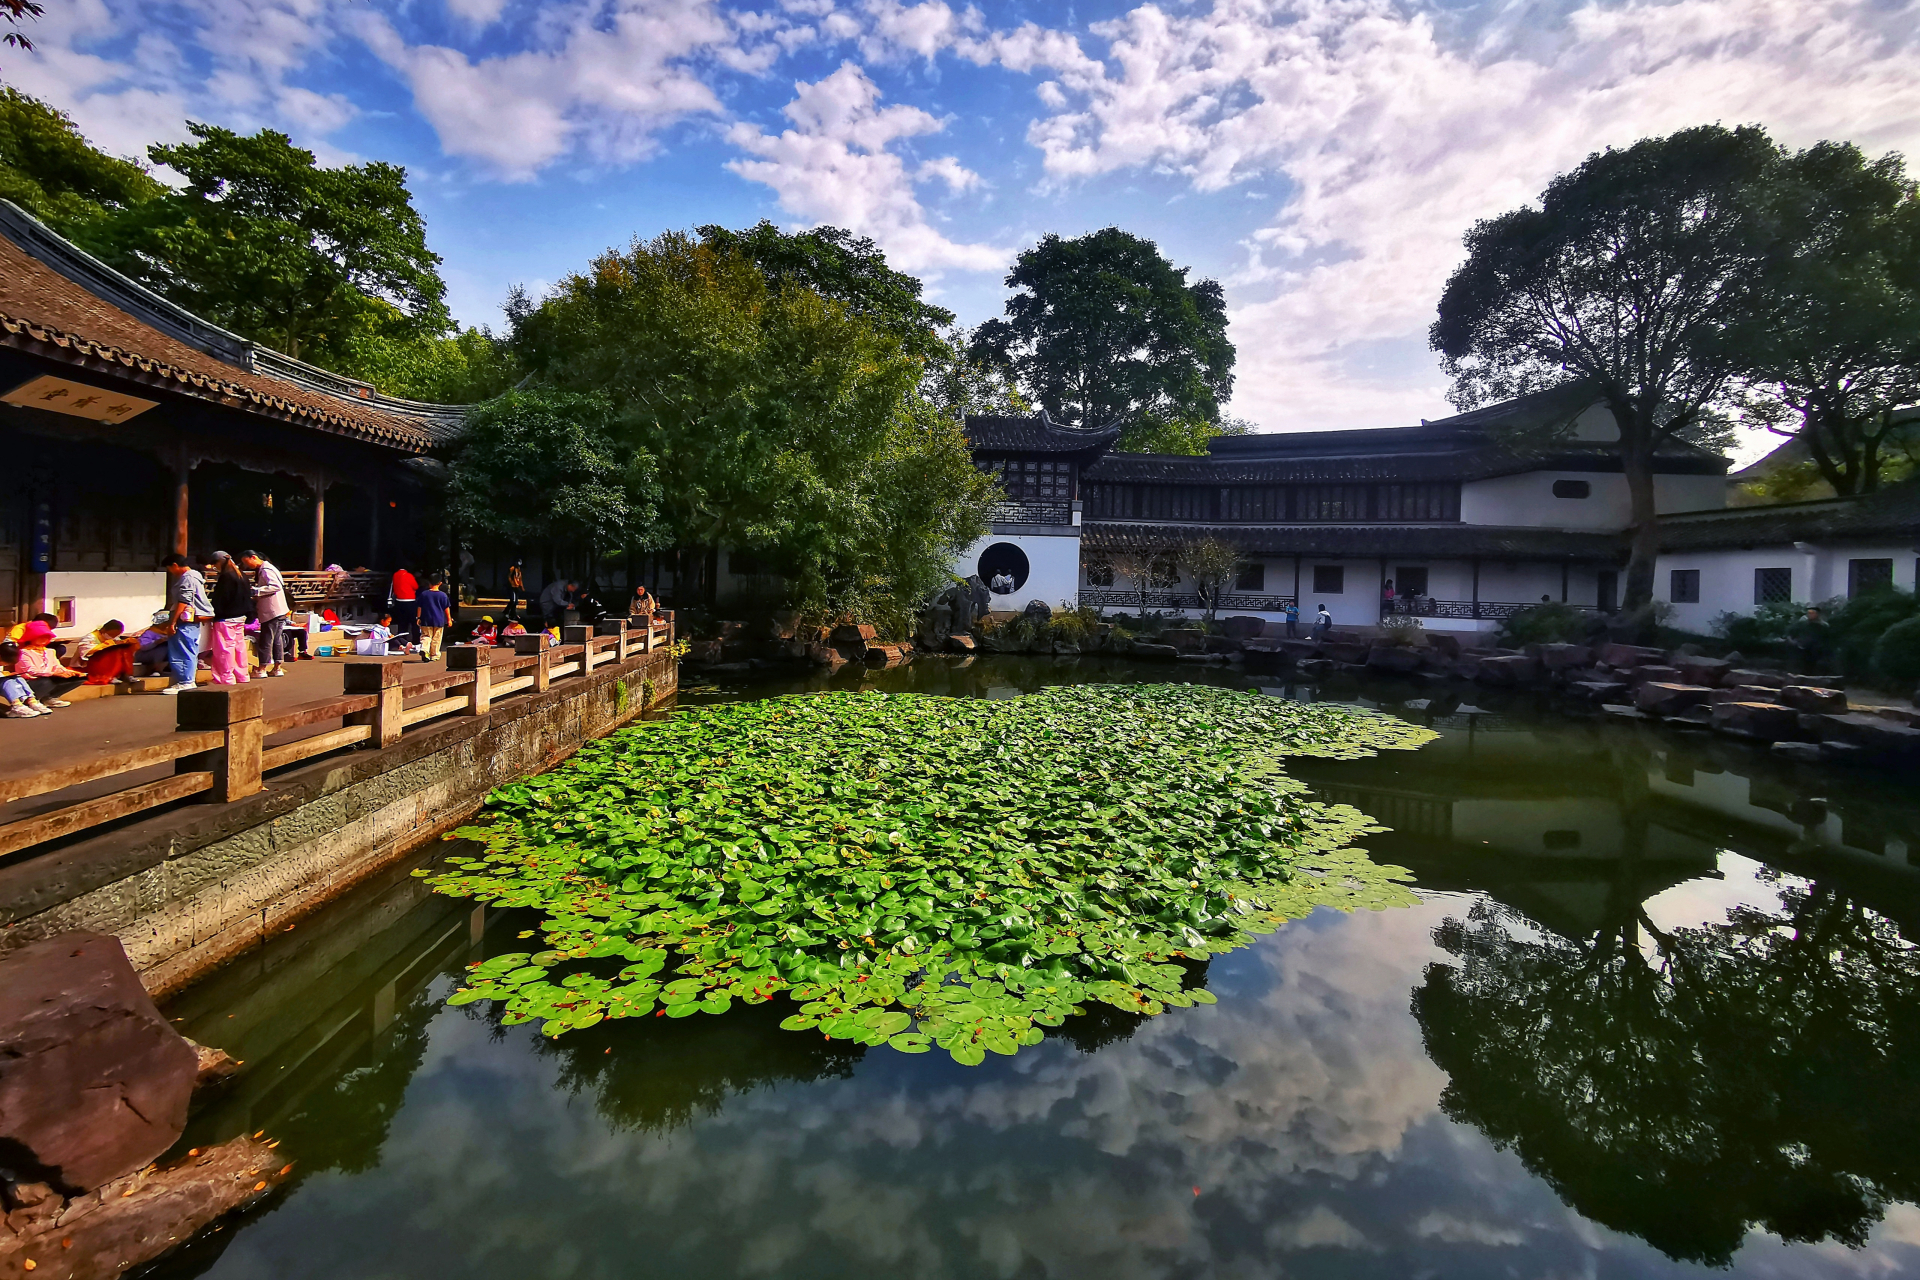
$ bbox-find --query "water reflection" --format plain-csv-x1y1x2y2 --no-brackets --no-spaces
142,662,1920,1279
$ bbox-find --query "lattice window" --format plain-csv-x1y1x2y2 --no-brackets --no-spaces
1296,486,1368,521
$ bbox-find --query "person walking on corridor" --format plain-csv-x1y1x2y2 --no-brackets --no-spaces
241,550,291,677
418,576,451,662
504,561,525,620
159,553,212,694
208,552,252,684
389,564,419,652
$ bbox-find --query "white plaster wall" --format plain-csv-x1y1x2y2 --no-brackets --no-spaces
42,571,167,638
955,531,1083,609
1658,542,1919,634
1461,471,1726,529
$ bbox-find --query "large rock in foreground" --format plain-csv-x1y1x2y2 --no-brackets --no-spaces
0,934,199,1194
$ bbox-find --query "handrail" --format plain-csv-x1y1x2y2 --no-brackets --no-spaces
0,610,675,860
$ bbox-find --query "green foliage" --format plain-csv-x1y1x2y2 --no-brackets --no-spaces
1116,415,1223,455
1734,142,1920,497
968,227,1235,433
512,231,992,616
447,390,662,562
1432,125,1782,606
1712,598,1805,654
328,319,521,404
0,89,162,231
695,221,954,357
91,123,448,363
424,686,1432,1062
1499,601,1597,646
1376,614,1424,647
1179,537,1241,621
1872,615,1920,687
1825,586,1919,678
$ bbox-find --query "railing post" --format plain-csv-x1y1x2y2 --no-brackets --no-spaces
176,685,264,802
563,624,593,673
636,614,653,654
666,610,675,648
597,618,629,662
447,645,491,715
344,657,406,747
512,634,550,692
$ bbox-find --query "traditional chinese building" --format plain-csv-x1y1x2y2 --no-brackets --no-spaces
0,200,464,630
961,387,1733,631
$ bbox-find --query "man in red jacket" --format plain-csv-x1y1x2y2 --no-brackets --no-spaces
389,565,419,651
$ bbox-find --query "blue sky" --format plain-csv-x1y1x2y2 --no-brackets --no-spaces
11,0,1920,454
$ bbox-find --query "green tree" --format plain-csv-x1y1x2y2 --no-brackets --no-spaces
695,220,954,356
968,228,1235,443
0,88,163,231
511,232,991,615
94,123,449,363
330,314,522,404
446,390,662,578
1431,126,1778,608
1735,142,1920,496
1178,536,1241,622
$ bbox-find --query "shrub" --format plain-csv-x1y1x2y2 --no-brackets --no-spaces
1826,587,1918,678
1377,614,1423,647
1873,616,1920,688
1499,601,1594,646
1713,599,1804,656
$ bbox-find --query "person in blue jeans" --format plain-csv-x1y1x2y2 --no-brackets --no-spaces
159,552,212,694
1285,601,1300,638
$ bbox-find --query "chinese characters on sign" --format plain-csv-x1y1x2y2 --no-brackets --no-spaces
2,374,158,423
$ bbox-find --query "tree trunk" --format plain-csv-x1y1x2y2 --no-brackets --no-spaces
1619,409,1660,610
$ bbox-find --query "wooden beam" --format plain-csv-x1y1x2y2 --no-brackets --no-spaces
0,731,224,805
262,724,372,771
311,472,327,570
173,453,190,556
0,773,213,858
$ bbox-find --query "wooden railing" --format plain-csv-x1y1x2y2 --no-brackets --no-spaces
280,570,389,612
0,613,674,859
1380,598,1603,621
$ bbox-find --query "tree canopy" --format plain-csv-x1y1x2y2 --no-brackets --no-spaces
967,228,1235,451
1734,141,1920,496
92,123,449,364
0,89,163,230
446,390,661,575
1432,125,1777,608
507,231,992,616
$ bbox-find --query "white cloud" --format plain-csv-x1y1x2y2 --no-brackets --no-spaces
444,0,510,28
726,61,1009,271
353,0,736,181
945,0,1920,429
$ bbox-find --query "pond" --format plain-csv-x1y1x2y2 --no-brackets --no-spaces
148,658,1920,1280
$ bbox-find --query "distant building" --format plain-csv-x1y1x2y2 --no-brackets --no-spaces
959,387,1729,631
0,199,462,631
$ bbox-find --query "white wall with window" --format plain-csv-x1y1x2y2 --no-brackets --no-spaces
1461,471,1726,530
954,530,1083,610
1657,543,1919,634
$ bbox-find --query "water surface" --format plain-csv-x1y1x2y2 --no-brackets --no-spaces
147,659,1920,1279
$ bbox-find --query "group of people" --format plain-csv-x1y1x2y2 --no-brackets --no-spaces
159,550,296,693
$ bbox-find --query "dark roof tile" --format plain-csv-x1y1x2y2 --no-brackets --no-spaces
1082,521,1624,560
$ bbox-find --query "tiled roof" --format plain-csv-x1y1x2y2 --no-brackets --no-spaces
1082,520,1625,560
1658,480,1920,551
0,201,466,452
964,411,1122,454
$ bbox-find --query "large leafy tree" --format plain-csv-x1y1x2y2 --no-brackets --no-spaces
695,221,955,357
0,89,162,230
1431,126,1779,608
1735,142,1920,496
93,123,449,363
511,232,991,614
968,228,1235,449
446,390,662,581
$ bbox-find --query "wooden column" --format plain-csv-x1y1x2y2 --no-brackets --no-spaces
310,472,327,570
563,624,593,672
172,454,191,556
447,645,491,715
1561,561,1569,603
1471,557,1481,621
1293,555,1301,606
597,618,629,662
512,633,550,692
175,685,264,803
369,480,381,569
344,657,406,748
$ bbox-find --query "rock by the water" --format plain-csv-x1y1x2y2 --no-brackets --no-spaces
1771,741,1824,763
1218,616,1266,639
1712,701,1801,741
1809,713,1920,755
1635,683,1715,716
946,634,976,653
0,934,199,1194
1131,642,1179,661
1540,643,1593,670
1780,685,1848,714
1599,643,1667,668
1158,628,1206,653
1673,656,1731,686
1365,646,1423,673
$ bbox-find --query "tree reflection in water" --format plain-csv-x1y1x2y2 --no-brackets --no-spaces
1414,876,1920,1266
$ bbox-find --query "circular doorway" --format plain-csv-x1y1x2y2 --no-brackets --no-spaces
977,543,1030,595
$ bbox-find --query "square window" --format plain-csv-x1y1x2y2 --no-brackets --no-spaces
1552,480,1591,499
1755,567,1793,604
1669,569,1700,604
1313,565,1344,595
1394,566,1429,597
1849,558,1894,597
1235,562,1266,591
